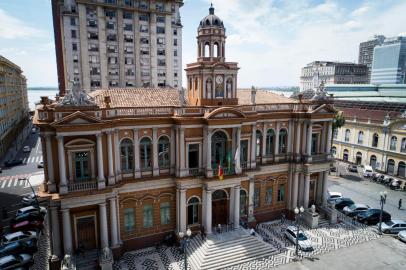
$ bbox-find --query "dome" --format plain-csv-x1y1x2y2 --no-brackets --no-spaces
198,4,224,30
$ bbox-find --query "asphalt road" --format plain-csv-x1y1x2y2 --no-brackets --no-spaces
328,161,406,221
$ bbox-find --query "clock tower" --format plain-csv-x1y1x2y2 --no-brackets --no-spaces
185,4,239,106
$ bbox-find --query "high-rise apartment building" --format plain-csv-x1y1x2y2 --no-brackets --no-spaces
52,0,183,95
300,61,368,91
0,55,29,158
358,35,385,82
371,35,406,85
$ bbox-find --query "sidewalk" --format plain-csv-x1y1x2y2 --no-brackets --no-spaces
0,121,32,165
275,236,406,270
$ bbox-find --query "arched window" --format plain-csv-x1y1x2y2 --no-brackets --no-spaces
240,190,247,216
356,152,362,165
158,136,170,169
120,138,133,172
344,129,351,142
206,78,213,94
331,146,337,157
211,131,228,168
369,155,377,169
187,197,200,225
387,159,395,175
279,129,288,154
213,42,219,57
256,130,262,157
140,137,152,171
357,131,364,144
226,78,233,97
343,149,349,162
333,129,338,139
401,138,406,153
212,190,227,201
398,161,406,177
205,19,210,26
390,136,397,151
204,42,210,57
74,152,90,181
372,133,379,147
265,129,274,156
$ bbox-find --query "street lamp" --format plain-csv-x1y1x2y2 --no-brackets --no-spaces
378,190,387,235
294,206,305,257
18,177,40,215
179,228,192,270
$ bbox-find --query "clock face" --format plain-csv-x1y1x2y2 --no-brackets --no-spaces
216,75,223,84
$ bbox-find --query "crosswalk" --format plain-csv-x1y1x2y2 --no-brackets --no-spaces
22,156,43,164
0,174,32,189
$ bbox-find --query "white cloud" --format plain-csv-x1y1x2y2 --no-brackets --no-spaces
0,9,46,39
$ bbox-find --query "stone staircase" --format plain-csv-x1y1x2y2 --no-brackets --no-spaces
76,250,99,270
187,229,278,270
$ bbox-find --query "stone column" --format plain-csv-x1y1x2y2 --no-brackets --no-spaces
170,128,176,174
96,133,106,189
57,136,68,194
235,127,242,173
179,188,186,233
316,172,323,204
303,174,310,209
261,125,267,163
99,203,109,248
152,128,159,176
326,121,333,159
234,186,240,229
274,122,280,161
229,186,235,225
292,173,299,209
306,122,313,162
321,171,329,204
50,207,61,258
295,121,302,162
61,209,72,255
176,188,180,232
179,128,186,177
250,124,256,169
107,132,115,184
109,198,119,247
320,122,327,155
45,135,56,192
287,120,293,159
206,128,213,177
248,177,255,222
205,189,212,234
114,130,121,181
133,129,141,178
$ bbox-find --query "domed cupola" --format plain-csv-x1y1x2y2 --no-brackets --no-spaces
198,4,224,30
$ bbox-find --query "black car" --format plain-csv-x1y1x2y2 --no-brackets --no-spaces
330,166,337,172
4,159,23,167
0,239,38,257
356,209,391,225
334,198,355,211
10,212,44,226
348,164,358,172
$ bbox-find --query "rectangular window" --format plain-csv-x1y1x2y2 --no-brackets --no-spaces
88,43,98,51
124,208,135,232
88,32,98,40
139,1,149,9
90,67,100,75
72,43,78,51
73,55,78,62
157,49,165,56
105,10,116,18
254,187,260,208
125,57,134,65
124,0,133,7
106,21,115,30
107,33,117,41
156,3,165,12
107,45,117,53
124,24,133,31
240,140,248,166
156,26,165,34
109,69,118,75
143,204,153,228
174,72,178,77
140,38,149,44
174,50,178,57
141,49,149,55
158,59,166,66
89,55,99,63
140,25,148,33
265,187,272,205
123,11,133,19
108,57,117,64
124,34,133,42
157,16,165,23
174,39,178,46
157,37,165,45
139,14,149,21
278,184,285,202
160,202,170,225
88,20,97,27
70,17,76,26
173,29,177,35
188,144,199,168
125,46,134,54
126,69,134,76
71,30,77,38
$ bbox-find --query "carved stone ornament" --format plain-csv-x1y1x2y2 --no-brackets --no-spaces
58,80,96,106
100,247,113,262
401,110,406,118
312,81,332,101
61,254,74,270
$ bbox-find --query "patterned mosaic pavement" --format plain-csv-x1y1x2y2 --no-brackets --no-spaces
31,220,50,270
113,217,380,270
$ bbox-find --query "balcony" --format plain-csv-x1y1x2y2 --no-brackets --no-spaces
68,180,97,192
212,165,235,177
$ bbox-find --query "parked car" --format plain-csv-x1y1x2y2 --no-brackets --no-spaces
4,159,23,167
389,179,401,190
343,203,370,217
37,161,44,168
334,198,355,211
16,206,47,217
382,176,392,186
363,165,374,177
22,146,31,153
0,254,33,270
0,239,38,257
284,226,314,252
357,209,391,225
21,194,38,207
380,220,406,234
11,220,44,232
1,231,38,245
327,191,343,204
31,127,36,134
348,164,358,172
10,212,44,226
330,166,337,172
398,230,406,243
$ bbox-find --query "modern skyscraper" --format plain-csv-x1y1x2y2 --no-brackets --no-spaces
52,0,183,95
371,35,406,84
300,61,368,91
358,35,385,82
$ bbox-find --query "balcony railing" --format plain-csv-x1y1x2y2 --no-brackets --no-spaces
68,180,97,192
188,168,203,176
212,165,235,177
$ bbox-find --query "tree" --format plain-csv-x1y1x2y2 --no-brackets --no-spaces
331,111,345,155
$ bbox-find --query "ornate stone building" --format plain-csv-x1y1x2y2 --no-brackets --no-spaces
35,5,334,267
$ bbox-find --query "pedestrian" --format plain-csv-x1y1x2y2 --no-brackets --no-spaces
250,228,255,236
399,199,402,210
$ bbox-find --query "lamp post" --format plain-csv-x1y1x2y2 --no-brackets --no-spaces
179,228,192,270
294,206,305,257
18,177,40,215
378,191,387,235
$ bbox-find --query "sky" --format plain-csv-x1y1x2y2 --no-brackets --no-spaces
1,0,406,88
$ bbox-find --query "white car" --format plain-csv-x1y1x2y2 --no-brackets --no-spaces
1,231,38,245
327,191,343,204
381,220,406,234
21,193,38,206
22,146,31,152
398,230,406,243
0,254,33,270
16,206,47,217
343,203,370,217
284,226,314,252
363,165,374,177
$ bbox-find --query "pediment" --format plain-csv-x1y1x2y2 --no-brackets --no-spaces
311,104,335,114
205,107,246,119
389,120,406,130
51,111,102,126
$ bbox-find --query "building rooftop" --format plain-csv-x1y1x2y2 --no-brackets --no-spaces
237,89,296,104
337,107,401,122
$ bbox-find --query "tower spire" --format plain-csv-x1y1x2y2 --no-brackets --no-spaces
209,3,214,15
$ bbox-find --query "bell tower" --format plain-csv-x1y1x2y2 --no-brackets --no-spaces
185,4,239,106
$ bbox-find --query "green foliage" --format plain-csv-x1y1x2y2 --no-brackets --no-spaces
332,112,345,131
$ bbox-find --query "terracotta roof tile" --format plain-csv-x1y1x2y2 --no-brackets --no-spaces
337,107,400,122
237,89,296,105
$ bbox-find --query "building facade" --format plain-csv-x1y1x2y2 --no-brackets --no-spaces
36,6,334,267
358,35,385,82
371,35,406,85
333,102,406,179
0,55,29,158
300,61,368,91
52,0,183,95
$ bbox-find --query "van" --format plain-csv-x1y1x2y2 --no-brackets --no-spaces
363,165,374,177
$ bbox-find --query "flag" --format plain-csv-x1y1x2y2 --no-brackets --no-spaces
218,164,224,180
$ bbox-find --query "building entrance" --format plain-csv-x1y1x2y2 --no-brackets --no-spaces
76,216,97,250
212,190,229,226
